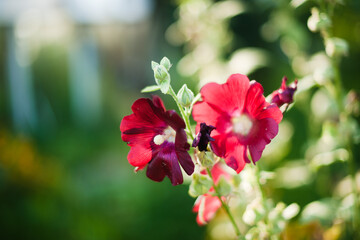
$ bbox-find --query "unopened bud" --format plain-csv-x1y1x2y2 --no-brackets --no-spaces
153,65,171,94
151,61,159,70
160,57,172,71
325,38,348,58
177,84,194,107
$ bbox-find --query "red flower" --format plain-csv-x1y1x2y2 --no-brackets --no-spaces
193,163,230,225
120,96,194,186
271,76,298,108
192,74,283,173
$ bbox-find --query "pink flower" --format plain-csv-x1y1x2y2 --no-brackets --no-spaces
192,74,283,173
193,163,230,225
271,76,298,108
120,96,194,185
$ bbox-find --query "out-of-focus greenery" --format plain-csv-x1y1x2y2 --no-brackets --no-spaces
0,0,359,239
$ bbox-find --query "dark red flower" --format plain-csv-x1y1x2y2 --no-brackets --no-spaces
192,123,216,151
120,96,194,186
193,163,230,225
271,76,298,108
192,74,283,173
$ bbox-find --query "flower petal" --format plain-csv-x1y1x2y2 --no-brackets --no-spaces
131,98,166,127
211,162,232,184
257,104,283,124
245,81,267,117
193,194,222,225
224,144,246,173
146,143,183,186
152,95,166,112
127,144,153,167
249,118,279,163
164,110,186,130
192,102,222,128
175,129,194,175
200,74,250,113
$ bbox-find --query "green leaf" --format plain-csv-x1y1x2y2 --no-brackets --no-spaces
141,85,161,93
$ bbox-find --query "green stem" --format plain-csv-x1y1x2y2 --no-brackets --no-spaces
206,167,241,237
168,86,195,140
251,163,266,203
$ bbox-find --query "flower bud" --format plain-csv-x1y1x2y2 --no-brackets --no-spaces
177,84,194,107
307,8,331,32
160,57,172,71
153,65,171,94
271,76,298,108
151,61,159,70
192,123,215,152
325,38,349,58
189,173,213,197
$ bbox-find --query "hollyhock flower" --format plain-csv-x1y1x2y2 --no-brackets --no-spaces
271,76,298,108
193,163,231,225
120,96,194,186
192,123,216,151
192,74,283,173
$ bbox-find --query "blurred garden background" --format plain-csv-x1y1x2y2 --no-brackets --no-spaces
0,0,360,239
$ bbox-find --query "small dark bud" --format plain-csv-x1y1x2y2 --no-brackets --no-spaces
192,123,216,151
271,76,298,108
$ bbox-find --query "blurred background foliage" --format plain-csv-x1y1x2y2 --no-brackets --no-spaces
0,0,359,239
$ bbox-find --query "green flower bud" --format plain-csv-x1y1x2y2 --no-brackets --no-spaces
160,57,172,71
151,61,159,70
188,173,213,198
216,175,232,196
153,65,171,94
325,38,349,58
177,84,194,107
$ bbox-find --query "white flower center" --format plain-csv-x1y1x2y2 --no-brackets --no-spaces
153,126,176,145
232,114,253,136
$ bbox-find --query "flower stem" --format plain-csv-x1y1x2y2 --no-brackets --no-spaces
168,86,194,140
251,163,266,203
206,167,241,237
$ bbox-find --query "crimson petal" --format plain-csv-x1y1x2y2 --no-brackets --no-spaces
249,118,278,163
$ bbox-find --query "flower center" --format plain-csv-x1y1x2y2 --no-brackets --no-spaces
232,114,253,136
153,126,176,145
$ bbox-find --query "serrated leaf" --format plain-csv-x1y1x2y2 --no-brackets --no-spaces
141,85,161,93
